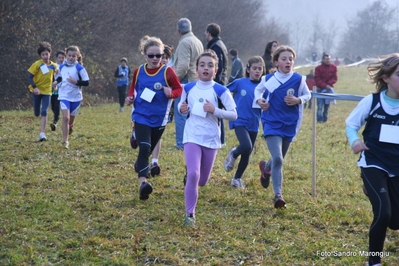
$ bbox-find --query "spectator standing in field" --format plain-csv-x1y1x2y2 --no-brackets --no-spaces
178,50,237,226
345,54,399,266
125,36,182,200
114,57,131,112
205,22,229,145
173,18,204,151
27,42,58,142
57,46,90,149
228,48,244,83
50,50,66,131
334,57,340,66
314,53,338,123
224,56,265,189
255,46,311,208
305,69,315,109
262,40,279,74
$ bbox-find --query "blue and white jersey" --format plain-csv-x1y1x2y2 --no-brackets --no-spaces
133,64,172,127
116,65,129,86
179,80,236,149
255,71,310,142
58,61,89,102
227,78,261,132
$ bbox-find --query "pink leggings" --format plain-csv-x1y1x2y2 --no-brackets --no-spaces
184,143,218,216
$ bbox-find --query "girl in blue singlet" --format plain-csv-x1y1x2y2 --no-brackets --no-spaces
254,45,311,208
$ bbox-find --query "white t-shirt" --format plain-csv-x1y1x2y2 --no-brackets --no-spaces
58,62,89,102
178,80,237,149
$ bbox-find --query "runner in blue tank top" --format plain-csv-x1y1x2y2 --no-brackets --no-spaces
223,56,265,189
125,36,182,201
254,45,311,208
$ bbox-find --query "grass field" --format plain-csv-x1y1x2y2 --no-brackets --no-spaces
1,66,398,265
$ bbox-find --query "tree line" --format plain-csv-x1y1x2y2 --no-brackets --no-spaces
0,0,397,111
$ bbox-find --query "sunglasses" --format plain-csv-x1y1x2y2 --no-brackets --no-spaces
146,54,163,59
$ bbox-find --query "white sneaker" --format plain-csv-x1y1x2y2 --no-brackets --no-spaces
184,215,195,226
224,147,236,171
39,132,47,142
62,141,69,149
231,178,244,189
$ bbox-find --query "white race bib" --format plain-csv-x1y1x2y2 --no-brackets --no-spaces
40,64,49,74
140,88,156,103
379,124,399,144
191,101,207,118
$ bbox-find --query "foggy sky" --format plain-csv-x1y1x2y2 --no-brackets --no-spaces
265,0,399,55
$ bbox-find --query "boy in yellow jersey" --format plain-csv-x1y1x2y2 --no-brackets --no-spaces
28,42,58,141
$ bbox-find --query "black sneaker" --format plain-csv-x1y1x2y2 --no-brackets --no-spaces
139,182,153,200
259,160,271,188
274,194,286,208
50,122,57,131
150,162,161,177
130,129,138,149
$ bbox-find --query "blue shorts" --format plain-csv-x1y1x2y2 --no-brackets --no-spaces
60,100,81,116
33,94,51,117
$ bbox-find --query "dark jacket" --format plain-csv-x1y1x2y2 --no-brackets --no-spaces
314,63,338,89
207,37,228,85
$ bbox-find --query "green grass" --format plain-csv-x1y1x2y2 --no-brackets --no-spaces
1,66,398,265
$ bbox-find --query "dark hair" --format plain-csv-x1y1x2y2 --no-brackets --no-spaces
229,49,238,57
66,45,83,65
120,57,128,63
245,56,265,78
55,50,65,57
196,49,218,67
368,53,399,93
37,42,52,55
262,40,279,61
272,45,296,62
322,53,330,60
206,23,221,38
163,44,174,59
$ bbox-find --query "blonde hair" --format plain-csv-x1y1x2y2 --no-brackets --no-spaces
65,45,83,65
367,53,399,92
272,45,296,62
138,35,164,55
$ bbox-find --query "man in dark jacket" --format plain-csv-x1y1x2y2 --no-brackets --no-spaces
314,54,338,123
205,23,229,145
205,23,228,85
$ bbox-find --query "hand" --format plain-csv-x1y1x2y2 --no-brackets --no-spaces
67,76,77,84
257,99,270,111
351,139,369,154
284,95,300,106
180,101,189,114
125,96,134,106
203,99,215,114
163,86,172,99
33,88,40,95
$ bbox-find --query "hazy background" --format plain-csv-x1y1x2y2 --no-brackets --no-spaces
267,0,399,57
1,0,398,110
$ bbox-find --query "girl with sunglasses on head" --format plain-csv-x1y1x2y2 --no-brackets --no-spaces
125,36,182,200
346,54,399,266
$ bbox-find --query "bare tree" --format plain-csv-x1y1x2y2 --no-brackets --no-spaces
338,0,397,57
